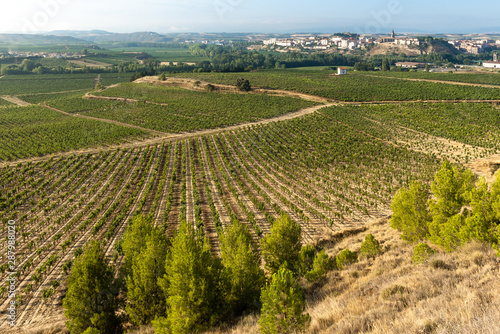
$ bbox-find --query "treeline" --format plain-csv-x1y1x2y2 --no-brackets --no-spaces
188,44,360,71
63,214,339,333
391,160,500,255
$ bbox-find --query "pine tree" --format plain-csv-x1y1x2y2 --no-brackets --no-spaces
122,214,154,277
390,181,432,242
259,267,310,334
63,241,122,334
261,213,302,275
382,58,391,71
154,221,223,334
126,227,169,325
220,220,265,317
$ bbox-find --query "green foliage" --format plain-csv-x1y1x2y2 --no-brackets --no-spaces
122,214,154,277
259,267,310,334
305,250,334,283
382,58,391,72
125,227,169,325
359,234,382,259
220,220,265,318
412,243,436,264
428,161,476,249
429,160,475,222
298,244,316,275
236,78,251,91
63,241,122,334
390,181,431,242
336,248,357,270
261,213,302,275
155,221,223,334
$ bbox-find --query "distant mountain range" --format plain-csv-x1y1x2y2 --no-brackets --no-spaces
0,33,88,45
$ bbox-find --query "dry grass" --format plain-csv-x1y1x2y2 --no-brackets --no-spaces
204,219,500,334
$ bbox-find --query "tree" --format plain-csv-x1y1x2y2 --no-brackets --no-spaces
220,220,265,318
122,214,153,277
236,78,251,92
154,221,223,334
126,228,169,325
261,214,302,275
425,63,430,71
390,181,432,242
428,161,475,246
63,241,122,334
382,58,391,71
259,267,310,334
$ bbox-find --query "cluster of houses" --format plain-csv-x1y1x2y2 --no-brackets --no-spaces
262,31,424,51
262,35,376,50
448,39,500,54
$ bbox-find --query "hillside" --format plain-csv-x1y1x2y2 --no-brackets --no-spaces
0,34,88,45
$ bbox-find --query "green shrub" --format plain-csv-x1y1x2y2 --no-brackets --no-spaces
305,250,334,282
298,244,316,275
359,234,382,259
412,243,436,264
336,248,357,270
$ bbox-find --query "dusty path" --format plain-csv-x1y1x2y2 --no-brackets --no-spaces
0,95,31,106
40,102,169,136
466,155,500,185
361,73,500,89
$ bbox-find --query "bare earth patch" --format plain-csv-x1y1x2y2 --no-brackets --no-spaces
0,95,31,106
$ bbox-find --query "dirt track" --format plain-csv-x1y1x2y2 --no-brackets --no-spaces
40,102,169,136
1,95,31,106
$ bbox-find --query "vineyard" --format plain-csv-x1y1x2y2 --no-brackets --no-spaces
0,73,130,95
0,105,150,161
169,69,500,101
363,70,500,86
0,107,448,328
0,68,500,332
46,84,317,133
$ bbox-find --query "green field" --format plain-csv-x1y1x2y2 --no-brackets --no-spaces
47,83,318,132
0,105,149,160
0,74,97,95
169,69,500,101
363,71,500,86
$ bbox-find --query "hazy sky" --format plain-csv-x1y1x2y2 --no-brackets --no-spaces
2,0,500,34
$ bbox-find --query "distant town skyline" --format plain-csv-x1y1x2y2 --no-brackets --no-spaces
1,0,500,35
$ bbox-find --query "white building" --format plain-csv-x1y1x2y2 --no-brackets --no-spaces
338,67,347,75
484,53,500,68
